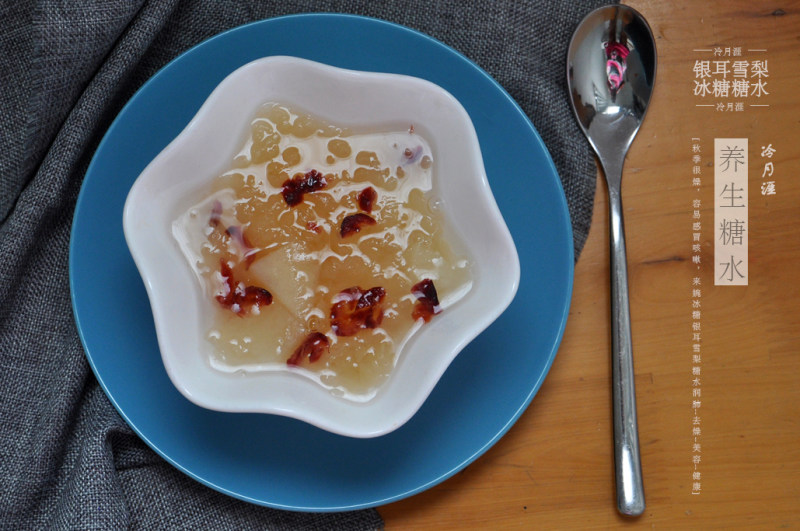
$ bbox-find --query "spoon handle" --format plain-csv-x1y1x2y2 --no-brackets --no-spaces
607,179,645,516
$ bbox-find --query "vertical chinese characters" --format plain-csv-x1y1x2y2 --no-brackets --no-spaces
714,139,748,285
760,143,777,196
689,139,703,495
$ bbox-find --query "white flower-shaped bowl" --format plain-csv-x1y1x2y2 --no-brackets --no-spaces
123,56,519,438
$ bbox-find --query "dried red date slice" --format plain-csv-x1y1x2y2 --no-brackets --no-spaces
215,260,237,308
355,287,385,330
239,285,273,309
402,145,423,164
281,169,327,206
330,286,386,336
215,259,272,316
340,213,376,238
209,200,223,226
208,201,259,268
411,278,441,322
225,225,257,268
287,332,330,366
357,186,377,213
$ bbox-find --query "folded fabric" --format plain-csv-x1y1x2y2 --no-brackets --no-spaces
0,0,612,528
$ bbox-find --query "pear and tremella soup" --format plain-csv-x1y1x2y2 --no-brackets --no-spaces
174,103,472,400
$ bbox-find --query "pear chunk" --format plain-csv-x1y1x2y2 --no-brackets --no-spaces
249,244,320,319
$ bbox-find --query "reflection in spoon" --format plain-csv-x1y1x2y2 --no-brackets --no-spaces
605,41,629,97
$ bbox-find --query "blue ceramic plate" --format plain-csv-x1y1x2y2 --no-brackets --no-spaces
70,14,573,511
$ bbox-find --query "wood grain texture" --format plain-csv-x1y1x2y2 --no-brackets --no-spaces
380,1,800,528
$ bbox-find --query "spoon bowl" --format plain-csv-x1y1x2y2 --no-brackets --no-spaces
567,5,657,517
569,5,656,184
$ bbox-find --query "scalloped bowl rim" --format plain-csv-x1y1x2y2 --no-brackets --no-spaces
122,56,519,438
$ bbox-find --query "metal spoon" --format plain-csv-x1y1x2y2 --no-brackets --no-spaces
566,5,656,516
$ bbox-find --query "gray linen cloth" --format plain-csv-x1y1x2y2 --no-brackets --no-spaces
0,0,612,528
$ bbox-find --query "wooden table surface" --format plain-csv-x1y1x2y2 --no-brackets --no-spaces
380,1,800,528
